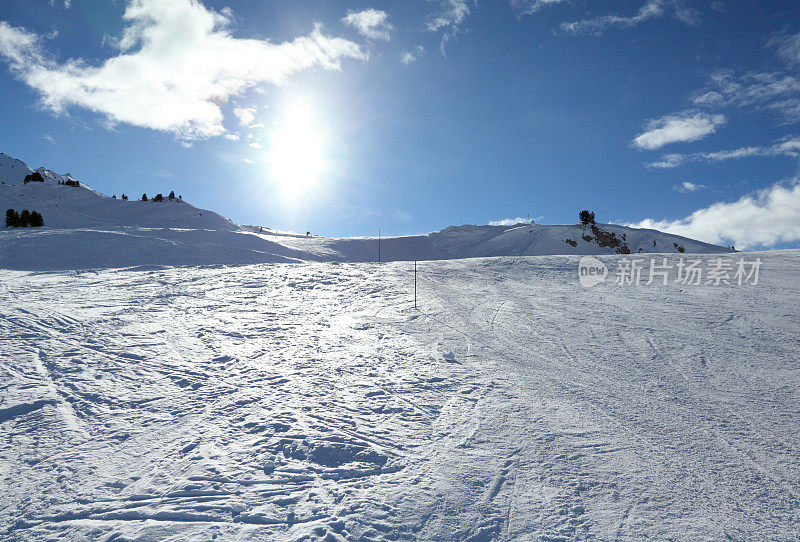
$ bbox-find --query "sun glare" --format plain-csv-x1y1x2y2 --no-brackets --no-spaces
266,103,327,202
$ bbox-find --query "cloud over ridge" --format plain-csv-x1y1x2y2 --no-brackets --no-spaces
630,181,800,249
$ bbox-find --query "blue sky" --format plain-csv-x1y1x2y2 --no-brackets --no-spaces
1,1,800,248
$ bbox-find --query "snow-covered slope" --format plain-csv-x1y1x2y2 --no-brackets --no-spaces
0,154,305,268
1,251,798,540
0,158,235,230
0,152,34,186
262,222,729,263
1,152,731,270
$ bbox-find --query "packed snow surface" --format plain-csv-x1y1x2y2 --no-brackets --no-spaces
1,251,798,540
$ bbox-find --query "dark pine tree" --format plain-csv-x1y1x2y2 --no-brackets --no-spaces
168,190,175,200
153,193,163,202
29,211,43,227
19,209,31,227
579,210,596,226
5,209,19,227
142,193,148,201
24,171,44,184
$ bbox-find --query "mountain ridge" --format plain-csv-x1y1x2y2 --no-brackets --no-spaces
1,152,733,270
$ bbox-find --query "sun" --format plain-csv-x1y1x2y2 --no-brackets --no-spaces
266,102,327,201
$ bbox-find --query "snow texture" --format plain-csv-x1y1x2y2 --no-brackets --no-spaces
0,252,798,540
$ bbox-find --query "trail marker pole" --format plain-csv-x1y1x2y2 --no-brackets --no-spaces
414,261,417,309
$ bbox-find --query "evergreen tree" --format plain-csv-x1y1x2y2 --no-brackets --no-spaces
122,194,128,201
5,209,18,227
29,211,43,227
169,190,175,200
19,209,31,227
142,193,148,201
579,210,596,226
153,193,164,202
24,172,44,184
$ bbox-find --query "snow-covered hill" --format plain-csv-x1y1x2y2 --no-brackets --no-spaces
1,251,798,540
1,152,731,270
261,222,730,263
1,152,235,230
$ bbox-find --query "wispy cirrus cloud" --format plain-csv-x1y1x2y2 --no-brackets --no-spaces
509,0,568,17
630,180,800,249
632,112,726,150
560,0,698,36
692,70,800,123
426,0,471,32
648,136,800,168
0,0,365,141
400,46,425,65
342,9,393,41
426,0,474,56
674,181,706,192
638,31,800,168
769,31,800,68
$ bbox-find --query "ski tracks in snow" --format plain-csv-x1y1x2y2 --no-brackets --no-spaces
1,253,799,540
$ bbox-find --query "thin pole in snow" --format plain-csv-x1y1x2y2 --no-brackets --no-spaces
414,261,417,310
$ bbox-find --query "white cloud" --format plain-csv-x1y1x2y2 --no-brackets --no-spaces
0,21,41,66
630,181,800,249
633,112,726,150
342,9,392,41
560,0,697,36
224,133,239,141
769,31,800,69
489,217,532,226
561,0,665,35
400,45,424,65
426,0,474,55
232,106,257,127
427,0,471,32
710,1,726,12
249,141,261,149
692,70,800,123
0,0,365,140
674,181,706,192
510,0,567,17
648,136,800,168
242,158,254,164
